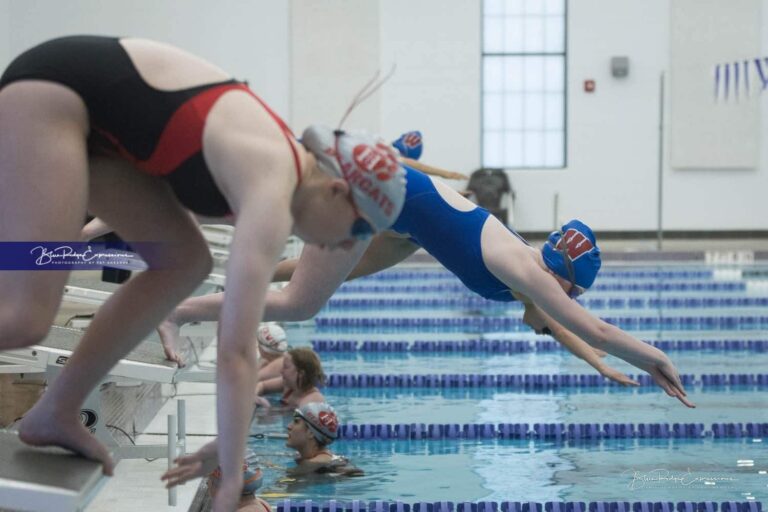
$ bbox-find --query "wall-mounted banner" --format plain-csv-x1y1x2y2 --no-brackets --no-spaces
714,57,768,101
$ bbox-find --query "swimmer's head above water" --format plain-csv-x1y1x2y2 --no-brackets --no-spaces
301,125,408,239
288,402,339,448
541,219,602,298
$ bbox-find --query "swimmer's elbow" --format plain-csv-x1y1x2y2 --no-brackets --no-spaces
284,296,326,321
589,321,615,350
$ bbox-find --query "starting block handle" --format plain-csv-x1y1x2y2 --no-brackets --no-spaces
168,413,177,506
177,399,186,455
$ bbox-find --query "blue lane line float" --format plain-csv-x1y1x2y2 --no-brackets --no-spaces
324,296,768,312
276,501,762,512
323,372,768,389
354,269,716,281
311,339,768,353
313,316,768,332
331,422,768,440
335,282,747,294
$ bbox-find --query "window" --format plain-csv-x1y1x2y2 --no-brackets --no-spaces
482,0,567,168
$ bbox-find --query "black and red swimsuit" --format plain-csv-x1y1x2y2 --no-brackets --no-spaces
0,35,300,217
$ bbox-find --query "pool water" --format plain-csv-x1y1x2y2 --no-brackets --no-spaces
249,264,768,504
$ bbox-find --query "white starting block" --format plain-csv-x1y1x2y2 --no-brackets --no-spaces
0,324,200,509
0,431,108,512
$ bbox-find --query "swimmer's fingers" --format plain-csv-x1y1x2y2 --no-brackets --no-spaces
445,171,468,180
649,367,695,408
161,338,185,368
599,367,640,387
659,365,696,408
161,464,200,488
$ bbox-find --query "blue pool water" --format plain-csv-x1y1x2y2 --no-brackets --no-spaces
249,263,768,504
250,437,766,502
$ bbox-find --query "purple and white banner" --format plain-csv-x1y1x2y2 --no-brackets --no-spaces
714,56,768,101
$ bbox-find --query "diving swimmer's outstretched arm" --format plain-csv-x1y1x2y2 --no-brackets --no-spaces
521,302,639,386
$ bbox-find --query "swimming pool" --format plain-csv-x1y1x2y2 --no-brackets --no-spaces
250,263,768,505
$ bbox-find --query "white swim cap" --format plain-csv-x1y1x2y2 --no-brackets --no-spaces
301,125,407,234
256,323,288,355
294,402,340,444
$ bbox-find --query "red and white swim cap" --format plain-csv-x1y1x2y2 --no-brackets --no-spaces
302,125,407,233
256,323,288,355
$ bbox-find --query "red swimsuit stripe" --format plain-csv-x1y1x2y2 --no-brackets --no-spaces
96,83,302,182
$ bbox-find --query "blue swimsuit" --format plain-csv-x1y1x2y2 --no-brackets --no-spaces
391,166,526,302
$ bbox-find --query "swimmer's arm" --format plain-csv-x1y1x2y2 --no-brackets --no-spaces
262,241,371,321
505,257,693,407
80,217,112,241
531,305,639,386
400,157,467,180
286,456,333,476
209,151,295,501
271,232,419,283
347,233,420,279
81,211,233,241
255,376,283,395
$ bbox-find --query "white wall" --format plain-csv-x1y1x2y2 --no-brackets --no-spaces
763,1,768,196
1,0,290,117
0,1,9,68
378,0,481,175
664,0,767,231
290,0,381,134
290,0,479,172
510,0,671,232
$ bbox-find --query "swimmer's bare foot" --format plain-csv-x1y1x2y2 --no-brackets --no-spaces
18,403,115,475
158,315,185,367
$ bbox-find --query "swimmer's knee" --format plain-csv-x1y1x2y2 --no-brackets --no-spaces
142,239,212,281
0,305,52,349
187,249,213,282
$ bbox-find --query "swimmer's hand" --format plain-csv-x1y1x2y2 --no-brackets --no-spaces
597,366,640,387
162,339,184,368
254,396,271,409
627,351,695,408
157,315,185,367
161,440,219,488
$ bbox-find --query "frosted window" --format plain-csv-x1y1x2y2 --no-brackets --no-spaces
544,131,565,167
544,93,564,130
504,93,525,130
484,17,504,53
482,0,566,168
504,0,525,16
484,94,504,131
484,132,504,167
503,58,524,92
502,16,524,52
504,132,524,167
544,16,565,52
484,59,503,92
544,0,565,16
523,17,545,52
523,131,545,167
